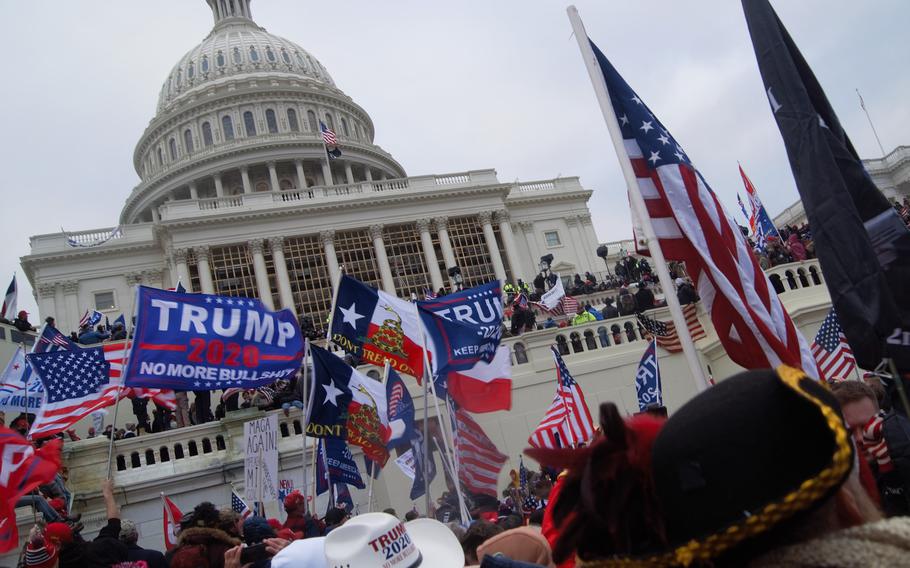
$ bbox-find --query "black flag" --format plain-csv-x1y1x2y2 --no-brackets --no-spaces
741,0,910,369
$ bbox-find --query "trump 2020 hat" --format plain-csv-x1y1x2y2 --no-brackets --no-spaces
324,512,464,568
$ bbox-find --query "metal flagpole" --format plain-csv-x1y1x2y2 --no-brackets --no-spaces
422,363,430,516
367,361,391,513
107,285,138,478
318,122,336,186
567,5,708,392
856,89,886,158
300,338,310,513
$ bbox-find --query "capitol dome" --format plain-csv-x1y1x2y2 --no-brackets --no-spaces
123,0,406,224
157,12,336,114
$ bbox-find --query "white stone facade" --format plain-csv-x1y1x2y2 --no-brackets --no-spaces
21,3,601,333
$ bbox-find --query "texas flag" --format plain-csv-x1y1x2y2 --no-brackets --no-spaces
329,275,425,380
442,345,512,413
308,344,391,465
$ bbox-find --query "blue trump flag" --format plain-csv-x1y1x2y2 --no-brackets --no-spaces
634,340,662,411
325,437,366,489
316,439,330,496
417,281,503,375
124,286,304,390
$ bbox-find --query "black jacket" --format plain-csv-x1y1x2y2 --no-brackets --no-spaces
127,543,169,568
677,284,699,305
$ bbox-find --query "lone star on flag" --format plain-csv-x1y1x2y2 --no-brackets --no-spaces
323,383,343,406
339,303,364,328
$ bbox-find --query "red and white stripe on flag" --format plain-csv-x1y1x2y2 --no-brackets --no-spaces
454,408,508,497
590,42,817,378
445,345,512,413
162,494,183,551
528,348,595,449
108,341,177,409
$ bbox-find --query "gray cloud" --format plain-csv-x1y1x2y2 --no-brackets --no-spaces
1,0,906,317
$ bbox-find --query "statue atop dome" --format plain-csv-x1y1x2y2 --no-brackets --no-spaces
206,0,254,26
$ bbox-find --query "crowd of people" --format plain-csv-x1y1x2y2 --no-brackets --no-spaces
13,363,910,567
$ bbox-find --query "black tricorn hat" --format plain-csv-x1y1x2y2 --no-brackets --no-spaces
581,366,854,567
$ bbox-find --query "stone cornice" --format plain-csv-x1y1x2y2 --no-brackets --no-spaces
506,188,594,206
20,240,162,267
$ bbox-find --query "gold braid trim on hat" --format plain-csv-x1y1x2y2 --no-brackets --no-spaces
577,365,854,568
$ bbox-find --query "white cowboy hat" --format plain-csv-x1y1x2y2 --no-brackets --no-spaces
271,537,327,568
324,512,464,568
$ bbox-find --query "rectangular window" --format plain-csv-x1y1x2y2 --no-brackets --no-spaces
94,291,116,311
544,231,561,247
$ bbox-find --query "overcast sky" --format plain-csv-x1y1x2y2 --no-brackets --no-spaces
1,0,907,318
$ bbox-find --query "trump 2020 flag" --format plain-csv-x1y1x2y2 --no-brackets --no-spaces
418,281,503,375
308,344,390,465
124,286,303,390
635,340,662,411
324,437,366,490
743,0,910,371
330,275,425,379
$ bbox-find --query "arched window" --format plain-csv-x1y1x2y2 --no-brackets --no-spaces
597,326,611,347
174,444,184,459
769,274,784,294
202,438,213,453
160,446,171,462
202,121,213,146
555,335,569,355
570,332,584,353
624,322,638,342
216,435,226,451
232,46,242,64
131,452,141,468
341,118,349,137
584,330,598,351
265,109,278,133
243,111,256,136
187,61,195,79
324,114,334,131
306,110,317,131
287,108,299,132
201,55,210,73
188,440,198,456
156,147,163,166
116,455,126,471
280,422,290,437
216,50,225,68
168,138,178,160
611,324,623,345
266,46,276,62
293,420,302,435
145,449,156,465
809,265,821,286
249,46,260,62
222,115,234,140
281,48,291,65
784,270,797,290
183,129,194,153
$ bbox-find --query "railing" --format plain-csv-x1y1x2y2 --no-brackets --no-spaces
64,228,123,246
764,259,824,294
198,195,244,210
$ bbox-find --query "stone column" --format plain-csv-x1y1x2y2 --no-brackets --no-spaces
248,239,274,309
189,182,199,200
268,162,280,191
213,172,224,197
172,248,193,291
435,216,458,287
364,167,373,182
321,160,334,186
269,237,295,310
370,224,396,294
62,281,79,332
241,167,252,194
194,246,215,294
519,221,539,262
478,211,507,284
495,210,524,282
37,283,58,326
565,216,586,270
344,162,355,185
294,160,306,190
578,214,603,270
416,218,444,292
321,230,341,289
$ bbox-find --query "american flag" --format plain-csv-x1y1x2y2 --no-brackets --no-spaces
424,289,437,301
588,40,817,377
105,341,176,410
636,304,706,353
530,295,579,317
453,407,508,497
231,490,252,519
528,347,595,449
811,309,856,381
26,347,116,439
78,310,103,329
320,121,337,146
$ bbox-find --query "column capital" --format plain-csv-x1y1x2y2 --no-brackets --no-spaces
319,229,335,246
241,165,249,173
125,272,144,286
37,282,58,299
62,280,79,295
415,218,432,233
267,236,285,253
141,269,163,283
369,224,384,240
267,161,277,168
248,239,265,256
193,245,210,262
172,247,189,264
494,210,510,223
434,216,449,231
518,221,534,232
578,213,592,225
565,216,579,228
477,211,494,225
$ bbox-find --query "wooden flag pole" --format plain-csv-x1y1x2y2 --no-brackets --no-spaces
567,6,708,392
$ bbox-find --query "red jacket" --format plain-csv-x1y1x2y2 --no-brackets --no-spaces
541,472,575,568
